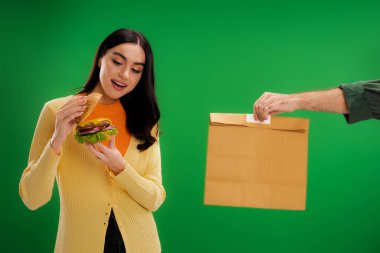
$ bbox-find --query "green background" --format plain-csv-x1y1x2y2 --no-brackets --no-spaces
2,0,380,252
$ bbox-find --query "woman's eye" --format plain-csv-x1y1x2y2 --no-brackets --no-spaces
131,68,142,74
112,59,122,66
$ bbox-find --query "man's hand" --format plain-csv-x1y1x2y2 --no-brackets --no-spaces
253,88,349,121
253,92,299,121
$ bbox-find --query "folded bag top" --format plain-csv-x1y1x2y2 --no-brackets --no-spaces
210,113,309,132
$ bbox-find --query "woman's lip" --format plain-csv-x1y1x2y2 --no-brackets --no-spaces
112,81,126,91
111,79,127,86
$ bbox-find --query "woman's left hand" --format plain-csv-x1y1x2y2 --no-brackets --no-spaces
85,136,125,175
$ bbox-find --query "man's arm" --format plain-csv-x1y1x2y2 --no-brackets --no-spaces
253,88,349,121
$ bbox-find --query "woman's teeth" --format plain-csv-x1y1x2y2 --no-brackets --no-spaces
112,80,126,88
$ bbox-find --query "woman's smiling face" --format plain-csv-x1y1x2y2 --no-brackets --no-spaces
95,43,146,103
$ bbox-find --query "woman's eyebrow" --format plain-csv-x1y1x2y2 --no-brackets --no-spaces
112,52,145,66
113,52,127,61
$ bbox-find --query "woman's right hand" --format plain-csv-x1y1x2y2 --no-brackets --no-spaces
50,96,88,154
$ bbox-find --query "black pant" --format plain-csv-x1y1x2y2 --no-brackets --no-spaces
104,209,126,253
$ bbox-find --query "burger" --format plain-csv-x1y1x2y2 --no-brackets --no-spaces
74,93,118,144
75,117,118,144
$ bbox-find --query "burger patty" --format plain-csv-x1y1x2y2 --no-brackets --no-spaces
76,120,114,135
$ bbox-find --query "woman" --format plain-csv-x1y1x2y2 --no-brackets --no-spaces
19,28,165,253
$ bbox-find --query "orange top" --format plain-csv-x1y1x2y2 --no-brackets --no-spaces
85,99,131,156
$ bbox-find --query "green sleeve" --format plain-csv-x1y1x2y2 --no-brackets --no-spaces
340,80,380,124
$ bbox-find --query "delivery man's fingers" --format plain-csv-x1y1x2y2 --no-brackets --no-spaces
261,100,274,119
260,104,274,120
253,101,261,121
254,92,277,121
258,97,277,121
254,95,266,121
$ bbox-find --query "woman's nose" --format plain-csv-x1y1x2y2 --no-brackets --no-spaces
119,68,130,80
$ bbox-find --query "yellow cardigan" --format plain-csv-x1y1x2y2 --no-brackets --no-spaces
19,96,165,253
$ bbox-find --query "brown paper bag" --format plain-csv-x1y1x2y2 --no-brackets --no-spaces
204,113,309,210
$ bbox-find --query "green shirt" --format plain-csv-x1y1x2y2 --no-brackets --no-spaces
340,80,380,124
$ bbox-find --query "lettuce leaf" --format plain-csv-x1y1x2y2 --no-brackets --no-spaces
75,128,118,144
